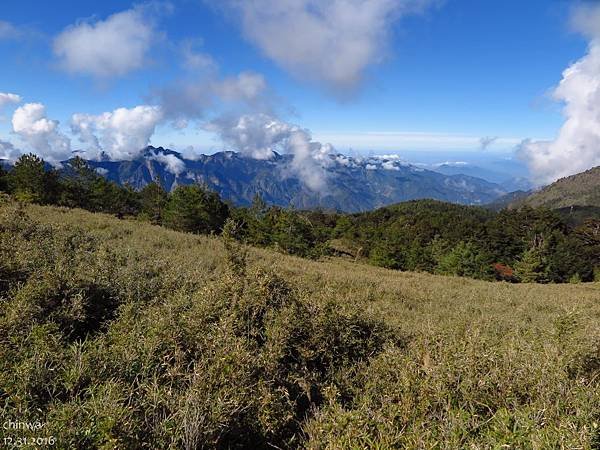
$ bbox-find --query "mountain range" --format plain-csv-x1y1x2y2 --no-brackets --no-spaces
80,146,508,212
426,162,533,192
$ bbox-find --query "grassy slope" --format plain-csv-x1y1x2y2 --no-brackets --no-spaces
13,205,600,447
30,204,600,332
521,166,600,210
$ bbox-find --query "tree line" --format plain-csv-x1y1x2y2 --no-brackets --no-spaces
2,153,599,283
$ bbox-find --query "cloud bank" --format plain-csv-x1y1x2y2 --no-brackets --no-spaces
53,6,157,78
217,0,434,91
519,3,600,184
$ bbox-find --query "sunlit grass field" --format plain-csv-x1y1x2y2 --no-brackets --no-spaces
2,202,600,449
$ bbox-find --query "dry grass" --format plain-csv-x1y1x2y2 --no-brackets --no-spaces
7,203,600,448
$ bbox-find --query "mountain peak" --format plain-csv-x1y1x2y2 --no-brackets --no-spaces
141,146,182,159
79,146,507,212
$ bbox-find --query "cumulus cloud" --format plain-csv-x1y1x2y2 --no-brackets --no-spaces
53,6,157,78
216,0,435,91
206,113,296,159
12,103,71,164
0,92,21,110
519,3,600,184
206,113,334,190
71,105,163,160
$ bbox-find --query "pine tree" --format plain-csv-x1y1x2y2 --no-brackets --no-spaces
163,185,229,234
9,153,59,204
140,182,168,224
436,241,492,279
60,156,99,208
514,247,547,283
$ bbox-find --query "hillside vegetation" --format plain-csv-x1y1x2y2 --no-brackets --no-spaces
519,166,600,210
1,200,600,448
2,154,599,284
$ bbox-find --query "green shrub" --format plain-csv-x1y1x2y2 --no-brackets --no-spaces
0,204,399,448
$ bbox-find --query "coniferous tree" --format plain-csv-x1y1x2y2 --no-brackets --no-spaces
436,241,493,279
139,182,168,224
514,247,547,283
9,153,59,204
59,156,98,208
163,184,229,234
246,194,274,246
271,209,321,258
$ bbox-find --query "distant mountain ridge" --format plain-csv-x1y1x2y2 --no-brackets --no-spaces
428,162,533,192
75,146,507,212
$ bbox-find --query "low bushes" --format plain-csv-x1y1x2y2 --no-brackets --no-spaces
0,205,400,448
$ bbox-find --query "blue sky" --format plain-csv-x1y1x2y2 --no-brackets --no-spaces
0,0,594,171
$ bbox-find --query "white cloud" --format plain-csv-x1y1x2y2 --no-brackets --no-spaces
71,105,163,160
12,103,71,164
148,150,186,175
217,0,435,91
206,112,334,190
206,113,295,159
0,92,21,110
381,160,400,171
519,4,600,184
570,3,600,40
53,7,156,78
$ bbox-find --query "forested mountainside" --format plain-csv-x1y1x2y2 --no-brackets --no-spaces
1,153,598,283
